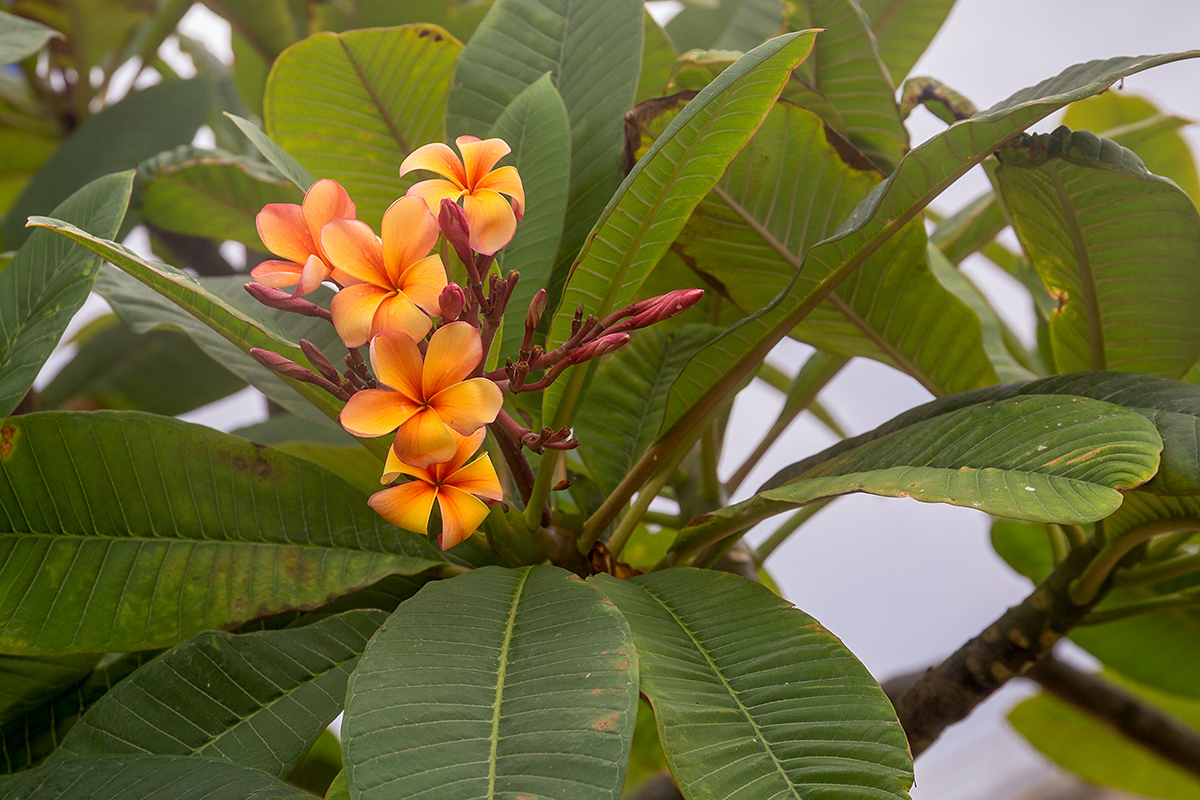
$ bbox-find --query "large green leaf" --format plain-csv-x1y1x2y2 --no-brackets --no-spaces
542,30,819,427
54,610,386,777
856,0,956,85
0,754,317,799
3,79,209,250
676,102,999,395
0,412,444,655
1,653,152,773
575,325,718,494
488,75,570,361
0,172,132,417
995,126,1200,378
38,315,246,415
447,0,643,299
594,568,913,800
1062,91,1200,206
0,654,99,724
0,10,58,66
666,0,787,53
25,220,346,426
669,392,1162,562
1010,669,1200,800
660,51,1200,452
264,25,461,229
636,10,677,105
787,0,908,170
136,147,303,250
343,565,638,800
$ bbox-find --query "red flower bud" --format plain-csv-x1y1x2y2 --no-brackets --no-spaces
244,282,333,322
569,332,630,364
439,283,467,322
438,197,474,267
629,288,705,328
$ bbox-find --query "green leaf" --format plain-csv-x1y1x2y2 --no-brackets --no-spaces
0,754,317,799
1011,669,1200,799
264,25,461,230
1,652,152,773
575,325,718,494
275,441,384,495
929,191,1009,266
543,29,820,427
0,10,59,66
636,10,678,105
0,654,99,724
225,113,315,192
0,171,132,417
676,102,999,396
661,50,1200,451
1062,91,1200,206
0,128,58,218
671,393,1162,561
995,126,1200,378
666,0,786,53
856,0,956,85
38,315,247,415
594,568,913,800
4,79,210,250
200,0,304,61
136,147,303,250
488,75,570,361
343,565,638,800
9,0,149,73
787,0,908,171
324,769,349,800
25,220,346,426
54,610,386,777
0,411,444,654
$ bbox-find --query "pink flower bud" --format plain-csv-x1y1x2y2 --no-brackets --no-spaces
244,282,333,322
569,333,630,364
525,289,547,332
438,197,474,267
439,283,466,322
629,288,705,328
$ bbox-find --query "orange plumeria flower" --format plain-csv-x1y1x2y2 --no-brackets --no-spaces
251,179,356,296
399,136,525,256
338,323,504,468
321,196,448,348
370,427,503,549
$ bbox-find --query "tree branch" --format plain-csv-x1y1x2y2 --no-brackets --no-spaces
1026,656,1200,780
893,544,1104,756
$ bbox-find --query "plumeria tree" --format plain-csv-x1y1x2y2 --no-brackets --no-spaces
2,1,1200,799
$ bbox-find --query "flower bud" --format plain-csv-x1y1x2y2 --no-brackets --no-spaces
439,283,467,322
628,288,705,328
569,333,630,364
438,197,475,267
243,282,333,321
525,289,547,333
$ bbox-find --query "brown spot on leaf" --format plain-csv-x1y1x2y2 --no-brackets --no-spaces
253,459,271,479
233,456,247,471
0,425,15,460
590,712,620,731
1067,447,1104,464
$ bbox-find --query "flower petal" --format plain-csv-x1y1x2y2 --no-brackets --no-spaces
369,332,425,402
295,253,332,296
250,259,301,289
423,321,483,396
405,179,465,216
476,165,524,218
400,143,467,186
302,179,356,255
397,255,447,315
462,189,517,256
447,453,504,502
371,292,433,343
435,427,488,479
257,203,315,264
435,486,491,549
381,196,441,284
382,446,430,484
393,408,457,469
320,218,388,287
339,389,419,437
456,136,510,187
430,378,504,435
331,283,391,348
369,481,437,535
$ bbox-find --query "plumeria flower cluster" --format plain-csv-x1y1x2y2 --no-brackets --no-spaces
245,135,702,550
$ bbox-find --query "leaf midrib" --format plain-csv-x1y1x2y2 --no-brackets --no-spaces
487,568,530,799
1046,162,1106,370
638,581,804,800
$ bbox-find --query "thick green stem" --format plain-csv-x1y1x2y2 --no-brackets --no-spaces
1083,590,1200,626
1114,549,1200,589
608,443,691,559
1070,518,1200,605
